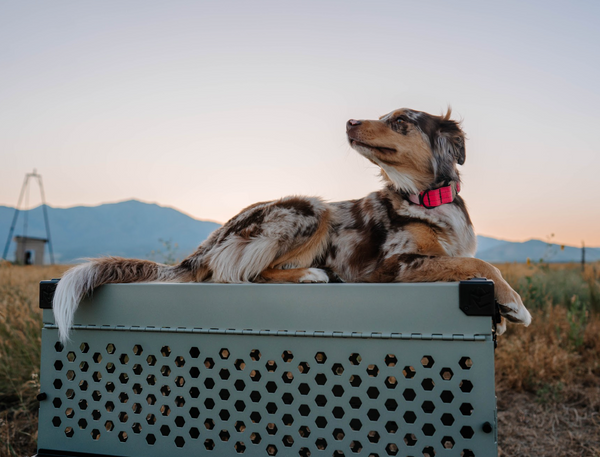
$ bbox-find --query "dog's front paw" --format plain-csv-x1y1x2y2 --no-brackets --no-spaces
299,268,330,283
496,284,532,327
496,315,507,336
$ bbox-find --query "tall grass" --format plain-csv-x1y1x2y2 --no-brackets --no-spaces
0,263,68,457
499,262,600,351
498,262,600,313
495,262,600,400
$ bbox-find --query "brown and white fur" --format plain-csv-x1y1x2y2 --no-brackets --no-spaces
54,108,532,343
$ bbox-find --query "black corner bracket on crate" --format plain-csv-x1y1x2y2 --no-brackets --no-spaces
459,278,496,317
39,279,60,309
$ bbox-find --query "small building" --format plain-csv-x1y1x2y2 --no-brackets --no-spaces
14,236,48,265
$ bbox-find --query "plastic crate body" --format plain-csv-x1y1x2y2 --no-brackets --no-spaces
38,283,497,457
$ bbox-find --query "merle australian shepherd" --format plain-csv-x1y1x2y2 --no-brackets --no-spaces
54,108,532,343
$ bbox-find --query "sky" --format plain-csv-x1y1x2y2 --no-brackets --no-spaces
1,0,599,246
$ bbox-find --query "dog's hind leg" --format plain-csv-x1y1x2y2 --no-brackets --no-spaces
206,196,331,283
259,267,330,283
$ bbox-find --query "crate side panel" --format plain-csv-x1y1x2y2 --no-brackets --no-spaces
53,283,491,336
39,328,496,457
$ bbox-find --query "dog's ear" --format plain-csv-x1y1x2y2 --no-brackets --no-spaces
437,131,466,165
435,108,466,165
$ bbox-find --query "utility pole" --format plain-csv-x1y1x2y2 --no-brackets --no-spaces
582,241,585,273
2,170,55,264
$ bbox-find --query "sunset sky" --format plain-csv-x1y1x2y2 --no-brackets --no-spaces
1,1,599,246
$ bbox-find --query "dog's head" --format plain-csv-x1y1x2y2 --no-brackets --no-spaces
346,108,465,194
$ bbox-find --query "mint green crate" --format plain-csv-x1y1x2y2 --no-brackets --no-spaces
37,282,498,457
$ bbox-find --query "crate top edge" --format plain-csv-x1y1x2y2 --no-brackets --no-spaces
41,281,495,337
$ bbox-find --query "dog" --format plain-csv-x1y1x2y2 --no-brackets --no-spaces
54,107,532,343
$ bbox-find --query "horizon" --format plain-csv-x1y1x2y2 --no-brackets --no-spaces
1,198,596,249
1,1,599,246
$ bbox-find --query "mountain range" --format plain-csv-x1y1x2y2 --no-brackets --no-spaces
0,200,220,264
0,200,597,264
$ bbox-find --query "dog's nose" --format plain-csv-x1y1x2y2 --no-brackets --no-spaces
347,119,362,130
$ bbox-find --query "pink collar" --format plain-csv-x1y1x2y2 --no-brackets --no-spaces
408,182,461,208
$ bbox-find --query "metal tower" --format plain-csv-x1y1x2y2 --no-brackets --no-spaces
2,169,55,264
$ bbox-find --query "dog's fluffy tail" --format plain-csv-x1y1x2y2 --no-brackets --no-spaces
53,257,194,344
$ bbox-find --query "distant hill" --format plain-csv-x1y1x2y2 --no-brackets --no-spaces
475,235,599,263
0,200,221,264
0,200,597,264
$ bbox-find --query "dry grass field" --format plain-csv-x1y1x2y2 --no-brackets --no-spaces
0,263,70,457
0,261,599,457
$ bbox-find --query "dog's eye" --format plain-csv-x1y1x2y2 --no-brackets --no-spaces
395,117,405,123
